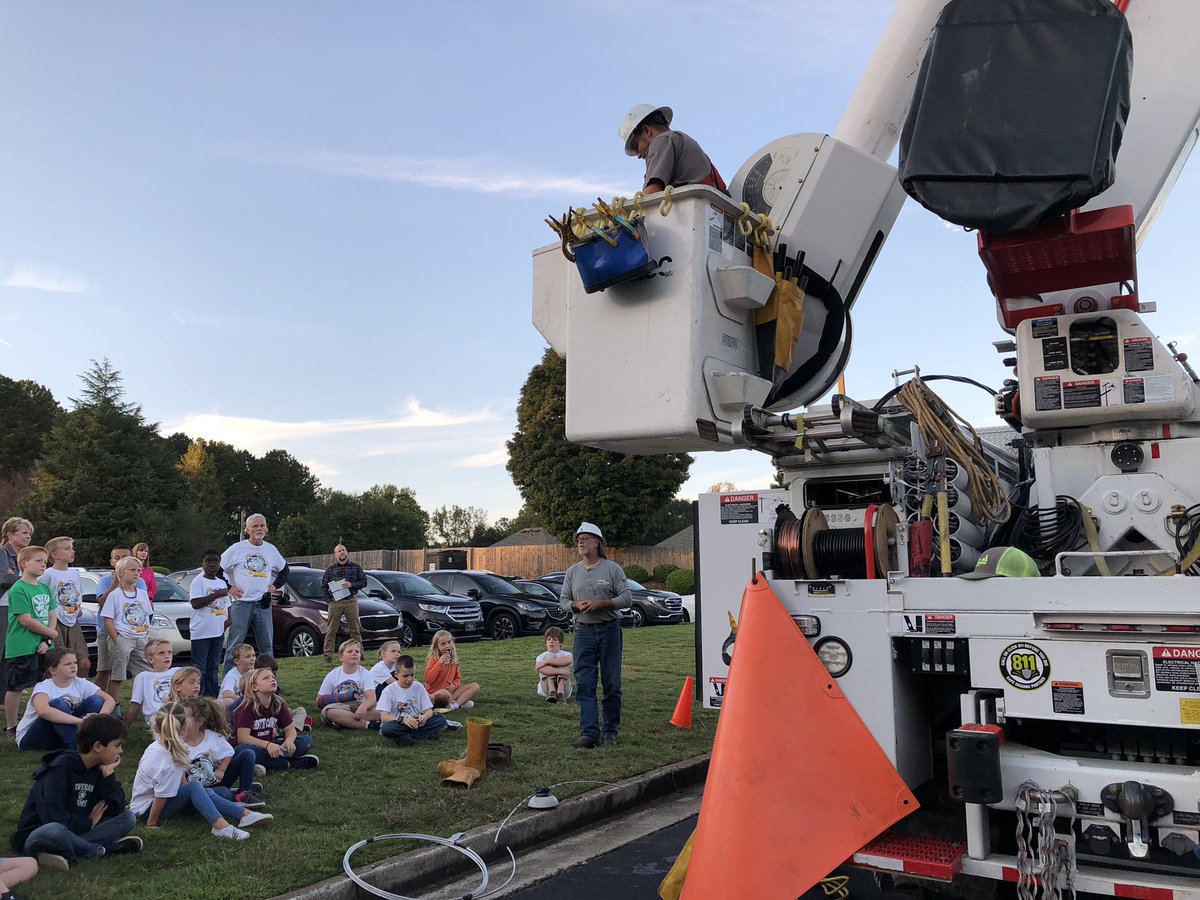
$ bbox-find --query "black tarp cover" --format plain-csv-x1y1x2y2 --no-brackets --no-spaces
898,0,1132,234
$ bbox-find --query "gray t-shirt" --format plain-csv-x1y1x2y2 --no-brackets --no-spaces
643,130,718,190
560,559,632,625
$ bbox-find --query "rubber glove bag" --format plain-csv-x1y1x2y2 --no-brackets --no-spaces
573,222,655,294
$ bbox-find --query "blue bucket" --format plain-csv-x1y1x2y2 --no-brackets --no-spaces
573,224,655,293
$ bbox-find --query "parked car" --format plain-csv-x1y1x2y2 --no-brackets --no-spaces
537,572,683,626
81,569,191,658
364,569,483,647
421,570,571,641
170,567,407,658
680,594,695,624
523,578,637,627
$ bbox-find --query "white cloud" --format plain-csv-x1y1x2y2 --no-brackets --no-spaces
454,445,510,469
0,337,12,349
299,151,626,199
2,263,91,295
303,459,340,481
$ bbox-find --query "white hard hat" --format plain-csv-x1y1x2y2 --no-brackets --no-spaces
618,104,673,156
575,521,604,541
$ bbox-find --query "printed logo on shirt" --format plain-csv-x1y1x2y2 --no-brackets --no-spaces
55,581,82,617
123,601,149,634
396,700,421,719
153,678,172,703
334,678,363,698
74,781,95,808
32,594,52,620
208,588,231,617
251,715,279,737
61,693,82,712
246,553,269,578
186,754,219,787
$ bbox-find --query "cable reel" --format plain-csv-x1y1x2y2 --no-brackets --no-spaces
775,504,899,580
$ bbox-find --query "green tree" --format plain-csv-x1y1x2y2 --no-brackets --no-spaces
0,375,64,480
642,498,693,545
506,349,692,545
278,485,428,554
428,505,490,546
771,468,790,489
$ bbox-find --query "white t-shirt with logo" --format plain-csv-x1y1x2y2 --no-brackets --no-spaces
221,667,253,700
131,741,186,815
368,660,395,686
220,539,286,603
185,729,234,787
377,681,433,720
39,567,84,627
318,666,374,700
131,667,179,728
189,574,232,641
16,676,102,745
100,587,154,640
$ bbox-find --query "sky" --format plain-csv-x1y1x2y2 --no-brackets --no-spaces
2,2,1197,523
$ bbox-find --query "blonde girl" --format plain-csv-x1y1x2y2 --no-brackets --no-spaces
424,630,480,711
370,640,403,699
130,703,270,840
168,666,203,702
233,668,318,771
180,696,265,808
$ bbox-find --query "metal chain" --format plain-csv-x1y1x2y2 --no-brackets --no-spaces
1015,782,1037,900
1014,781,1077,900
1038,788,1059,899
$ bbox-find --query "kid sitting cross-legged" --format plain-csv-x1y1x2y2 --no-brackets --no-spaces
378,655,447,748
535,626,574,703
369,641,403,700
425,630,480,712
16,648,116,752
233,668,319,771
124,639,177,731
255,653,310,734
167,667,202,703
316,640,380,731
131,703,272,841
11,713,142,869
180,697,265,810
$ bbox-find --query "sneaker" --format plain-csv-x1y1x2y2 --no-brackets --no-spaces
571,736,597,749
462,700,475,709
389,733,415,748
212,824,251,841
37,852,70,871
444,719,464,730
601,733,619,748
234,790,267,810
302,716,314,734
366,720,381,731
289,754,320,770
253,764,267,778
238,810,273,829
249,781,264,794
546,695,558,703
103,835,143,856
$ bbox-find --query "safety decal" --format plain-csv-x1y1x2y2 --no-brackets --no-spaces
999,642,1050,691
1180,698,1200,726
708,677,727,709
1051,681,1084,715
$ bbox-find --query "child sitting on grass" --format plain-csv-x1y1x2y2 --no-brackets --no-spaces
11,713,142,869
316,639,380,731
233,668,319,771
124,639,177,730
4,545,58,736
220,644,256,706
180,697,265,810
16,649,115,751
369,640,403,700
425,631,480,712
131,703,271,841
378,655,447,748
167,667,202,703
255,653,310,734
535,626,573,703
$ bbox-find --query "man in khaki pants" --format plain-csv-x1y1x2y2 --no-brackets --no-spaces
320,544,366,664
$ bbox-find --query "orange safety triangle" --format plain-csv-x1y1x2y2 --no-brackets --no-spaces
680,575,918,900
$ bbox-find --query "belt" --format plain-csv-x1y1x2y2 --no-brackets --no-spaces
575,619,619,627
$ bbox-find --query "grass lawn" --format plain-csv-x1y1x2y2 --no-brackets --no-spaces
0,625,713,900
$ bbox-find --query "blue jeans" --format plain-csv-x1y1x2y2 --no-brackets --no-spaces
247,734,314,771
191,636,223,698
18,695,107,751
208,744,258,801
158,781,245,825
222,601,273,675
573,620,623,741
380,714,447,746
23,809,137,862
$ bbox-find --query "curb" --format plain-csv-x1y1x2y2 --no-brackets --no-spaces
274,753,710,900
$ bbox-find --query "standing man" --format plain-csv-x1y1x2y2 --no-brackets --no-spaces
561,522,632,749
221,513,288,675
617,104,727,195
320,544,366,664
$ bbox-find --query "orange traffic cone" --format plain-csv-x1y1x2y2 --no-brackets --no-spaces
680,575,918,900
670,676,694,728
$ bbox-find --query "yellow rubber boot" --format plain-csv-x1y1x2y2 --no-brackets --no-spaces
438,717,492,788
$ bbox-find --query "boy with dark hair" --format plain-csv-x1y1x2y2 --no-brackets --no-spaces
377,655,446,748
11,714,142,869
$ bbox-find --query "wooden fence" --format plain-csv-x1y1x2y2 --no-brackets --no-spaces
289,544,693,578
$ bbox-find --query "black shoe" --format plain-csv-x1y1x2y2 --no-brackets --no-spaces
234,790,267,810
103,835,143,856
571,736,597,749
390,733,416,748
601,733,618,748
366,720,381,731
249,781,264,794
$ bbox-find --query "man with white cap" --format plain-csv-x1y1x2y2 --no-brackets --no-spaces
560,522,632,749
617,104,727,195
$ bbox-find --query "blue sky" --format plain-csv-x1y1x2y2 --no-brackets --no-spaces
2,2,1196,522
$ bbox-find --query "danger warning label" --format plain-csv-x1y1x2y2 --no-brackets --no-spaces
719,493,759,525
1051,681,1085,715
1153,646,1200,693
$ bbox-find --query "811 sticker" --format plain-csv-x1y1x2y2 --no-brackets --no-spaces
1000,642,1051,691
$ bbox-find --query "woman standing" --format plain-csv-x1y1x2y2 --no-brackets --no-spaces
134,542,158,603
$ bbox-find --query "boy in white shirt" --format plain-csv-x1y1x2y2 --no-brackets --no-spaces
377,655,447,748
99,556,154,702
39,536,89,679
189,550,232,698
315,640,380,731
125,640,178,730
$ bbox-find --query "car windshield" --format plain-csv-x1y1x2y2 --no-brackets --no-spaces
626,579,645,591
152,578,188,602
516,581,556,600
473,573,524,595
288,568,389,600
375,572,449,597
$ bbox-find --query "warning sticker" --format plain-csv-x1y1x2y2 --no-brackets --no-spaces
1051,681,1084,715
1181,698,1200,726
1174,810,1200,827
708,677,727,709
1000,642,1050,691
1153,646,1200,693
1076,801,1104,818
1123,379,1145,404
1031,318,1059,339
1034,376,1062,411
719,493,759,525
1063,379,1101,409
708,206,736,259
1042,337,1068,371
1123,337,1154,372
925,613,957,635
1142,372,1177,404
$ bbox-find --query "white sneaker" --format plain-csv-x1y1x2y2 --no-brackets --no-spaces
462,700,475,709
449,701,460,710
253,764,267,778
239,810,273,830
212,824,251,841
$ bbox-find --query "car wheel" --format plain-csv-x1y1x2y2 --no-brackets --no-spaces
629,606,647,628
489,611,519,641
288,625,319,658
682,609,691,623
400,615,419,649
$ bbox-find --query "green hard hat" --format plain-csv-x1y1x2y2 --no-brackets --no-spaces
962,546,1040,579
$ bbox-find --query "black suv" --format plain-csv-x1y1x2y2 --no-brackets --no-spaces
537,573,682,627
422,570,570,641
365,570,483,647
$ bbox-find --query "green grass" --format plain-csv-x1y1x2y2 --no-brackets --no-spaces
1,626,713,900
